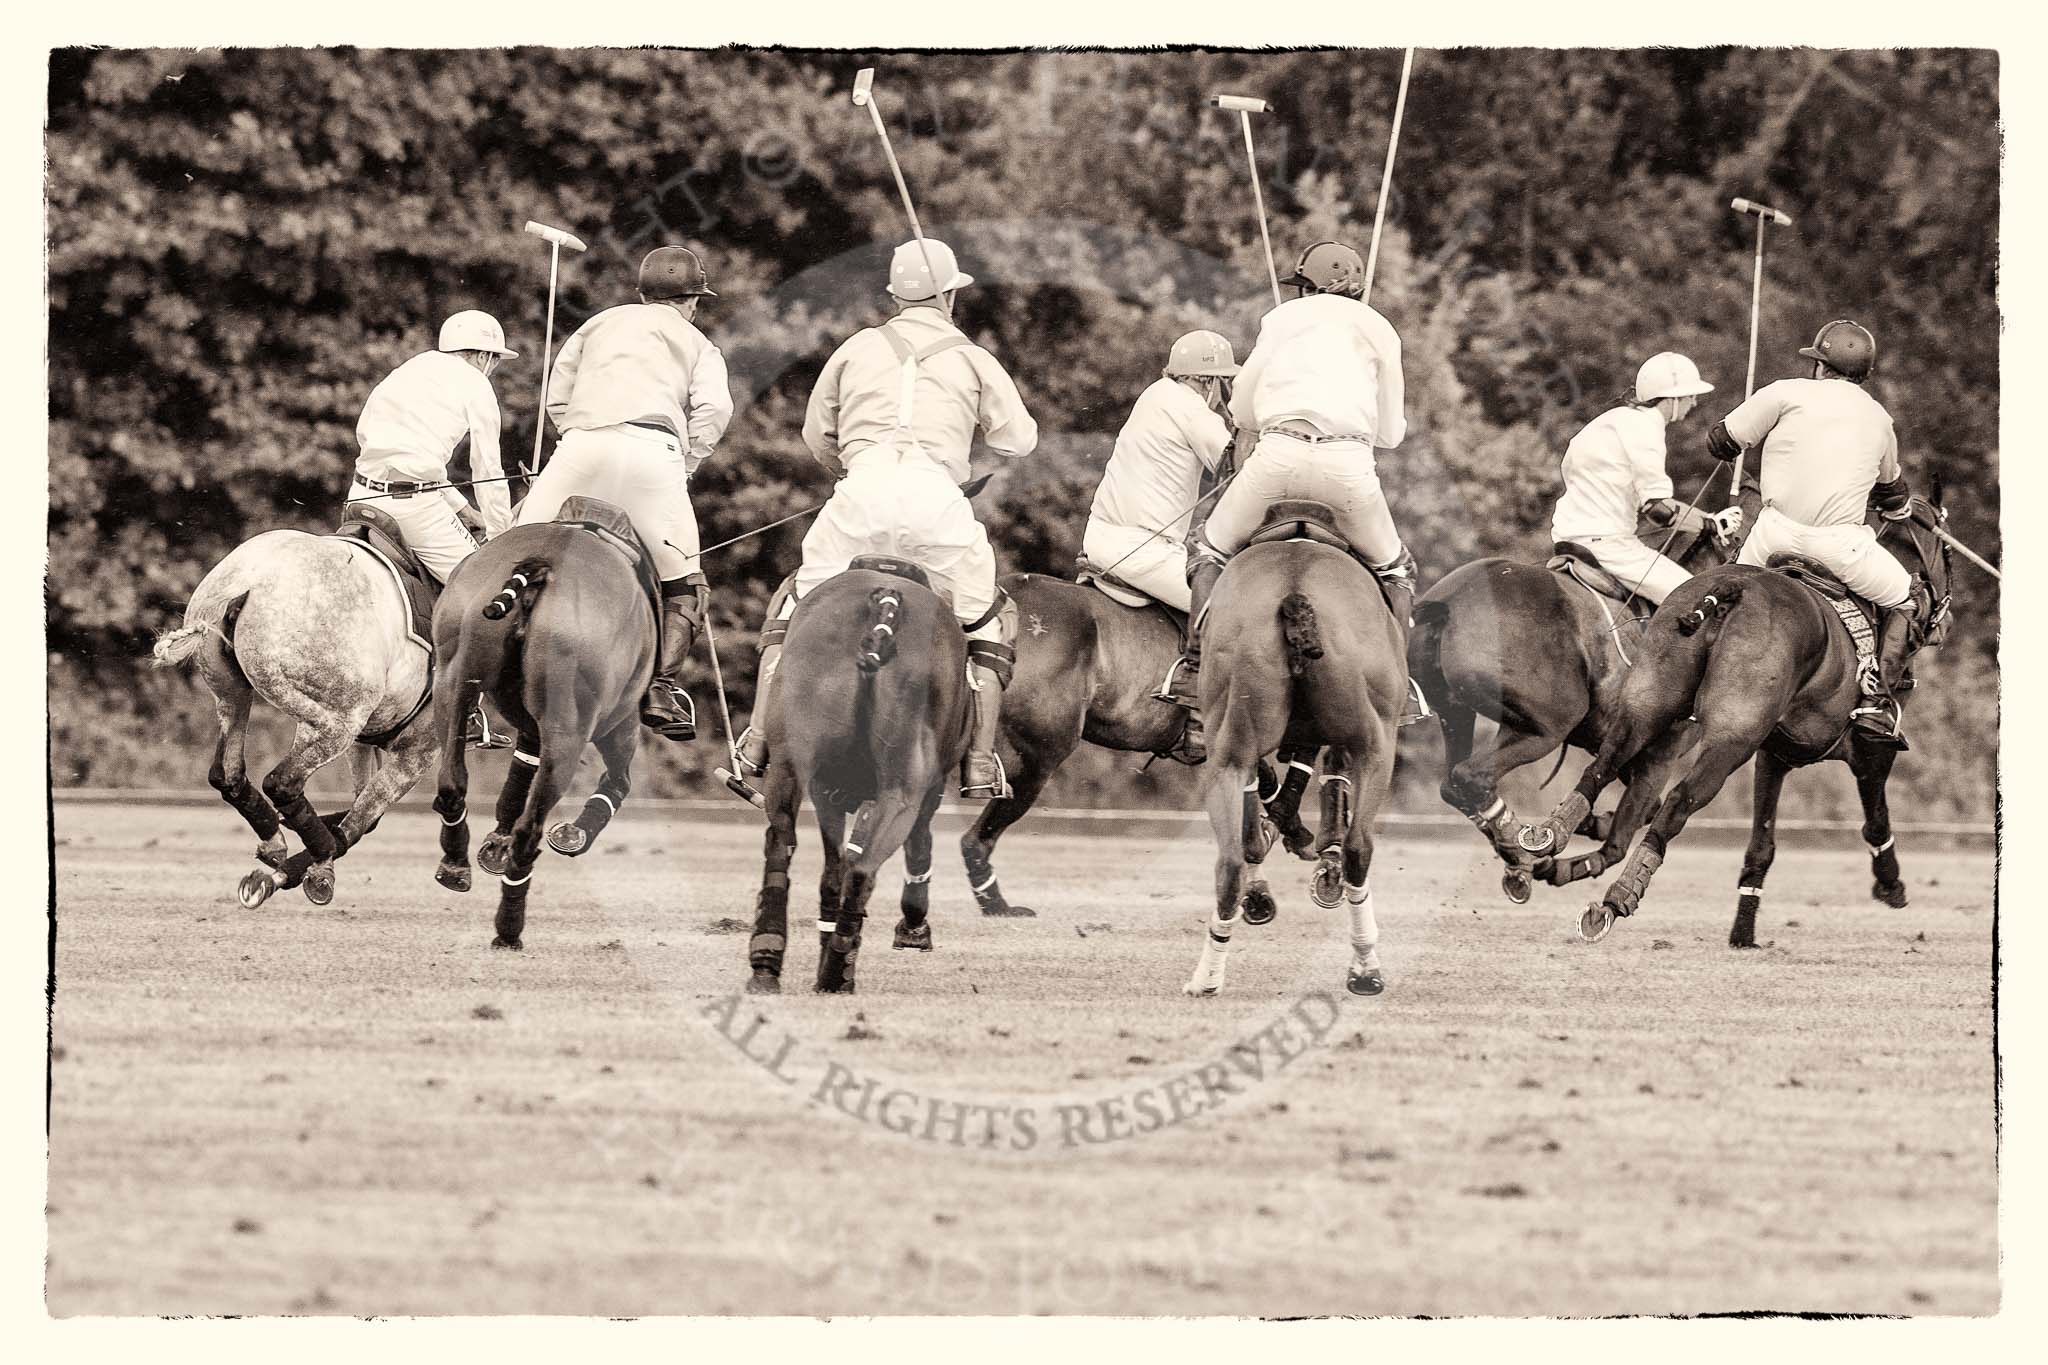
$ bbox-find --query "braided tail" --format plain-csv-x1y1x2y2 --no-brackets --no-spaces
1280,593,1325,677
483,559,552,622
857,586,904,674
1674,583,1746,638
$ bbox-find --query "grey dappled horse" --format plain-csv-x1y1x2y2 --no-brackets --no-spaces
747,567,971,995
151,529,440,908
1183,515,1408,999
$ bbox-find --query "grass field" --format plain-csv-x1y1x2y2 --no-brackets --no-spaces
47,798,1998,1317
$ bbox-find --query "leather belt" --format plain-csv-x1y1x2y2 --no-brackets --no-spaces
353,472,431,496
626,420,680,441
1262,422,1373,445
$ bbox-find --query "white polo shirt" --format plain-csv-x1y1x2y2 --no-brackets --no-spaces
1722,377,1900,528
1551,405,1673,543
547,302,734,460
1228,293,1406,448
355,350,512,535
1089,378,1231,539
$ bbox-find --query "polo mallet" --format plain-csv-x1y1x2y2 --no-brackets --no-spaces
1362,48,1417,306
523,219,587,475
1209,94,1282,308
1729,197,1792,505
1931,524,2001,581
852,68,950,319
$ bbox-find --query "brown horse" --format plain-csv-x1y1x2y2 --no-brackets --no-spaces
1407,481,1761,902
958,571,1319,917
1182,504,1408,998
1525,495,1953,946
745,562,973,995
428,501,660,949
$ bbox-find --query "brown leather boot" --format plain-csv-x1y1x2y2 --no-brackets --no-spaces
733,643,781,778
641,582,704,740
1155,557,1224,761
1851,603,1915,751
960,663,1010,799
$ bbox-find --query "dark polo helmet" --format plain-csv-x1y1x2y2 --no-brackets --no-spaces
1798,319,1876,380
639,245,717,300
1281,241,1367,298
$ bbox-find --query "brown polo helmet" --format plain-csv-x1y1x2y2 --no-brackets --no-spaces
1797,319,1876,380
639,245,717,300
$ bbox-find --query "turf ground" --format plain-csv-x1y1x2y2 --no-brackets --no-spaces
47,798,1997,1316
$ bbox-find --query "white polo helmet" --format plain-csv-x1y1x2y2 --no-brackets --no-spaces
888,238,974,301
1635,352,1713,402
438,310,518,358
1164,330,1240,377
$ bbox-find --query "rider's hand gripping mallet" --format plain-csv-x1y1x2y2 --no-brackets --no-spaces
523,219,588,476
853,68,951,320
1362,48,1417,307
1209,94,1282,309
1729,197,1792,506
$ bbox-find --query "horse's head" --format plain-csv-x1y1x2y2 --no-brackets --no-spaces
1666,470,1765,571
1872,474,1955,641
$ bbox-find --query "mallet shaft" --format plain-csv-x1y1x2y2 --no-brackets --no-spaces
1933,525,2001,580
856,72,951,319
1239,112,1282,309
531,243,561,476
1363,48,1416,307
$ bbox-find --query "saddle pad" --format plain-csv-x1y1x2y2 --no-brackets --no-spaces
331,529,434,654
554,495,663,612
1766,552,1851,601
1075,555,1159,611
1546,551,1646,614
1766,555,1880,691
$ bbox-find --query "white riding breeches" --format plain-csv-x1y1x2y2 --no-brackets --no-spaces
1738,506,1912,608
1082,519,1191,612
516,423,700,581
1573,534,1693,606
795,447,1001,640
1202,431,1402,565
346,485,478,586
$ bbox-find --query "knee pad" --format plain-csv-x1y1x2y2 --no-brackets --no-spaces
965,594,1018,686
1186,532,1227,578
661,575,709,627
761,572,799,652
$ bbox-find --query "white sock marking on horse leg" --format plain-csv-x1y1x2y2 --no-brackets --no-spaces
1346,882,1380,968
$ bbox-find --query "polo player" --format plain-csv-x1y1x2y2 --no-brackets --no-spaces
348,309,517,747
1551,351,1741,604
732,237,1039,799
1707,319,1921,748
1174,241,1414,724
514,245,734,742
1083,330,1238,759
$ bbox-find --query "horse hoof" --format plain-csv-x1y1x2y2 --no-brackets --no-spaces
893,921,934,952
302,865,336,906
981,901,1037,918
546,823,591,858
813,979,856,995
435,863,472,894
1346,966,1385,997
1241,886,1278,927
1182,980,1220,998
1501,867,1533,904
1872,880,1908,909
490,935,523,951
1580,903,1617,943
1518,824,1560,855
1729,937,1760,950
237,869,279,909
1310,863,1342,910
746,971,782,994
477,834,513,876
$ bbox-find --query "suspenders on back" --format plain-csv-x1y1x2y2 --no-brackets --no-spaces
877,322,977,449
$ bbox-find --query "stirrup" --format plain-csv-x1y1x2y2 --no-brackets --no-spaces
961,752,1012,801
1398,678,1434,728
466,706,513,750
641,681,697,740
732,727,770,779
1153,655,1199,708
1849,699,1909,751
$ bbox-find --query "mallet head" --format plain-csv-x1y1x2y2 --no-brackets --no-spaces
1210,93,1270,114
524,220,588,252
852,68,875,107
1730,198,1792,227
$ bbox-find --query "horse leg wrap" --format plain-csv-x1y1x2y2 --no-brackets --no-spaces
1320,773,1353,843
1523,790,1591,854
1609,841,1664,916
495,751,539,829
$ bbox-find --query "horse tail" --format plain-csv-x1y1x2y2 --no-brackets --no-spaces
151,590,248,672
857,585,905,675
1673,582,1746,638
1279,593,1325,677
483,559,551,622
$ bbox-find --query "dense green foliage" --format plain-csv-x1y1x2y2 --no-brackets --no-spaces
48,48,1999,817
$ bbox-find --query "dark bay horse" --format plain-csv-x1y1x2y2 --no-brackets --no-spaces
1183,506,1407,999
958,571,1318,917
151,528,440,908
429,504,660,949
1408,481,1761,902
746,563,970,994
1525,496,1953,946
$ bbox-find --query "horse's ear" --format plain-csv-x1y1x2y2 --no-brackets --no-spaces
1930,470,1946,512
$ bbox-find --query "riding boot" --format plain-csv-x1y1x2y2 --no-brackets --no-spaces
733,643,781,778
1157,557,1224,762
1368,545,1432,727
962,609,1019,800
1851,603,1916,752
641,580,705,741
